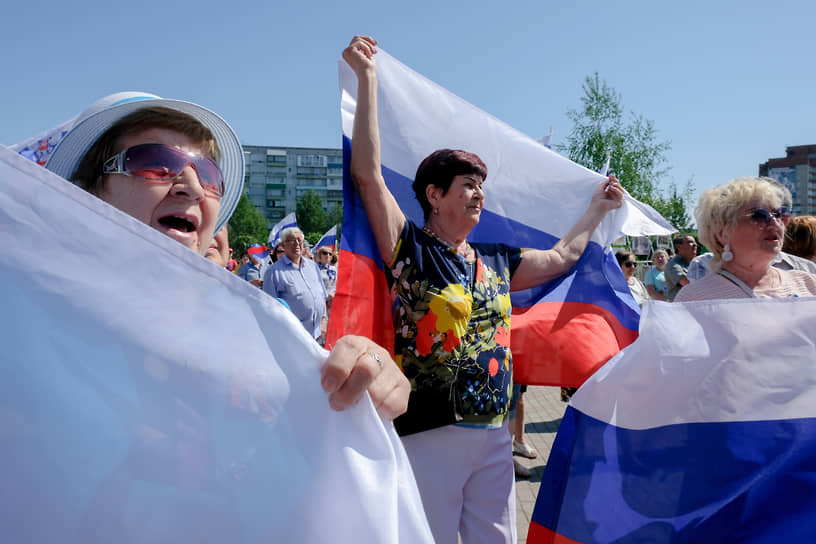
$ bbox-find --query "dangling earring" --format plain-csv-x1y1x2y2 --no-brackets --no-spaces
721,243,733,262
433,207,439,216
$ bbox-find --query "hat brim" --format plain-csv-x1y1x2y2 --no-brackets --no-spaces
46,94,244,234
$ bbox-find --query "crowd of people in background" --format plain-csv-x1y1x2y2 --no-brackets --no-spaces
227,230,340,345
12,32,816,544
197,94,816,541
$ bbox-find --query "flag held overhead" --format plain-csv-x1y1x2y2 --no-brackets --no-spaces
330,46,673,386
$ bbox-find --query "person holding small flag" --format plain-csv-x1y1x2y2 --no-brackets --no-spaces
238,243,266,286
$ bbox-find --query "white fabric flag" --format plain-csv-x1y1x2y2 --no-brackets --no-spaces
0,146,433,543
268,211,298,246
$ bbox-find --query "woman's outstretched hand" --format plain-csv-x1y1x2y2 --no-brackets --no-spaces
591,174,625,214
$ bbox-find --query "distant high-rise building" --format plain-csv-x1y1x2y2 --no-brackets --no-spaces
759,145,816,215
241,145,343,227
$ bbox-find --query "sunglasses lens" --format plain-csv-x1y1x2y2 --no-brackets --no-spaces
192,159,225,198
123,144,224,198
750,207,791,226
750,209,772,224
124,144,185,181
777,207,791,223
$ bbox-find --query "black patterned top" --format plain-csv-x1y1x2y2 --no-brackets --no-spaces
386,219,522,435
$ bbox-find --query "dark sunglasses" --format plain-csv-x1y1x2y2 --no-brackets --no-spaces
747,207,790,227
623,261,637,268
103,143,224,199
275,248,285,254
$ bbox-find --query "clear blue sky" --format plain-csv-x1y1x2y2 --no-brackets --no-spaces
4,0,815,206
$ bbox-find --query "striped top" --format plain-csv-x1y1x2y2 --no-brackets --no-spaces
676,269,816,301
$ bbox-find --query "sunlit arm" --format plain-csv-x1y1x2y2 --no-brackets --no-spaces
344,36,404,265
511,176,624,291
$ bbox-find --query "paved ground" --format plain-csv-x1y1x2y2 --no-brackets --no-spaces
512,386,569,543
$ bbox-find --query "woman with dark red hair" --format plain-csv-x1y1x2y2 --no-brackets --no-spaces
344,35,624,543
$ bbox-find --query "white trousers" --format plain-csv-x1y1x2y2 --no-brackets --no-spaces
401,423,516,544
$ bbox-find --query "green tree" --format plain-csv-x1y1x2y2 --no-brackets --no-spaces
326,202,343,242
659,182,694,233
228,193,269,256
558,73,693,230
296,190,328,239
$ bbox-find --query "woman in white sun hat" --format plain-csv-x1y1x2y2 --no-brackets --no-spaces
28,91,410,420
45,91,244,254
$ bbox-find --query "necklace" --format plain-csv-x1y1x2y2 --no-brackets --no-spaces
422,226,472,259
422,226,477,294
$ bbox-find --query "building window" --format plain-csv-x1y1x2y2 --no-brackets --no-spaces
296,166,328,176
297,155,327,167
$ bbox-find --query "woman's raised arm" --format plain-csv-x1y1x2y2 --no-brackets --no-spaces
343,36,405,265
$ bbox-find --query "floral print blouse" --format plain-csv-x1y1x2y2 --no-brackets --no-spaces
387,219,522,435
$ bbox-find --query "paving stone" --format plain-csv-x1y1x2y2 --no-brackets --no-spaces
513,386,568,543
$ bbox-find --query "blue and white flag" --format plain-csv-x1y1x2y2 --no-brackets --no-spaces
530,297,816,543
268,211,298,246
0,146,432,543
538,127,553,149
316,225,338,251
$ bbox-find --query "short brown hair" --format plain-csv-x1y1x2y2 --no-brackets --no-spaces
783,216,816,260
615,250,636,268
70,107,220,195
413,149,487,220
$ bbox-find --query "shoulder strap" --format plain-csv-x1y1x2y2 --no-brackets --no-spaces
717,270,757,298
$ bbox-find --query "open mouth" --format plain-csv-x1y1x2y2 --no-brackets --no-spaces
158,215,197,233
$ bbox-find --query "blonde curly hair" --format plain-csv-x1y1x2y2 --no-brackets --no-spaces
695,177,791,271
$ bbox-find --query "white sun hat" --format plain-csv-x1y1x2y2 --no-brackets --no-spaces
45,91,245,233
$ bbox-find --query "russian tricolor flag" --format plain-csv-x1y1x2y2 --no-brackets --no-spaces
247,243,268,261
316,225,338,251
327,48,673,387
530,297,816,543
